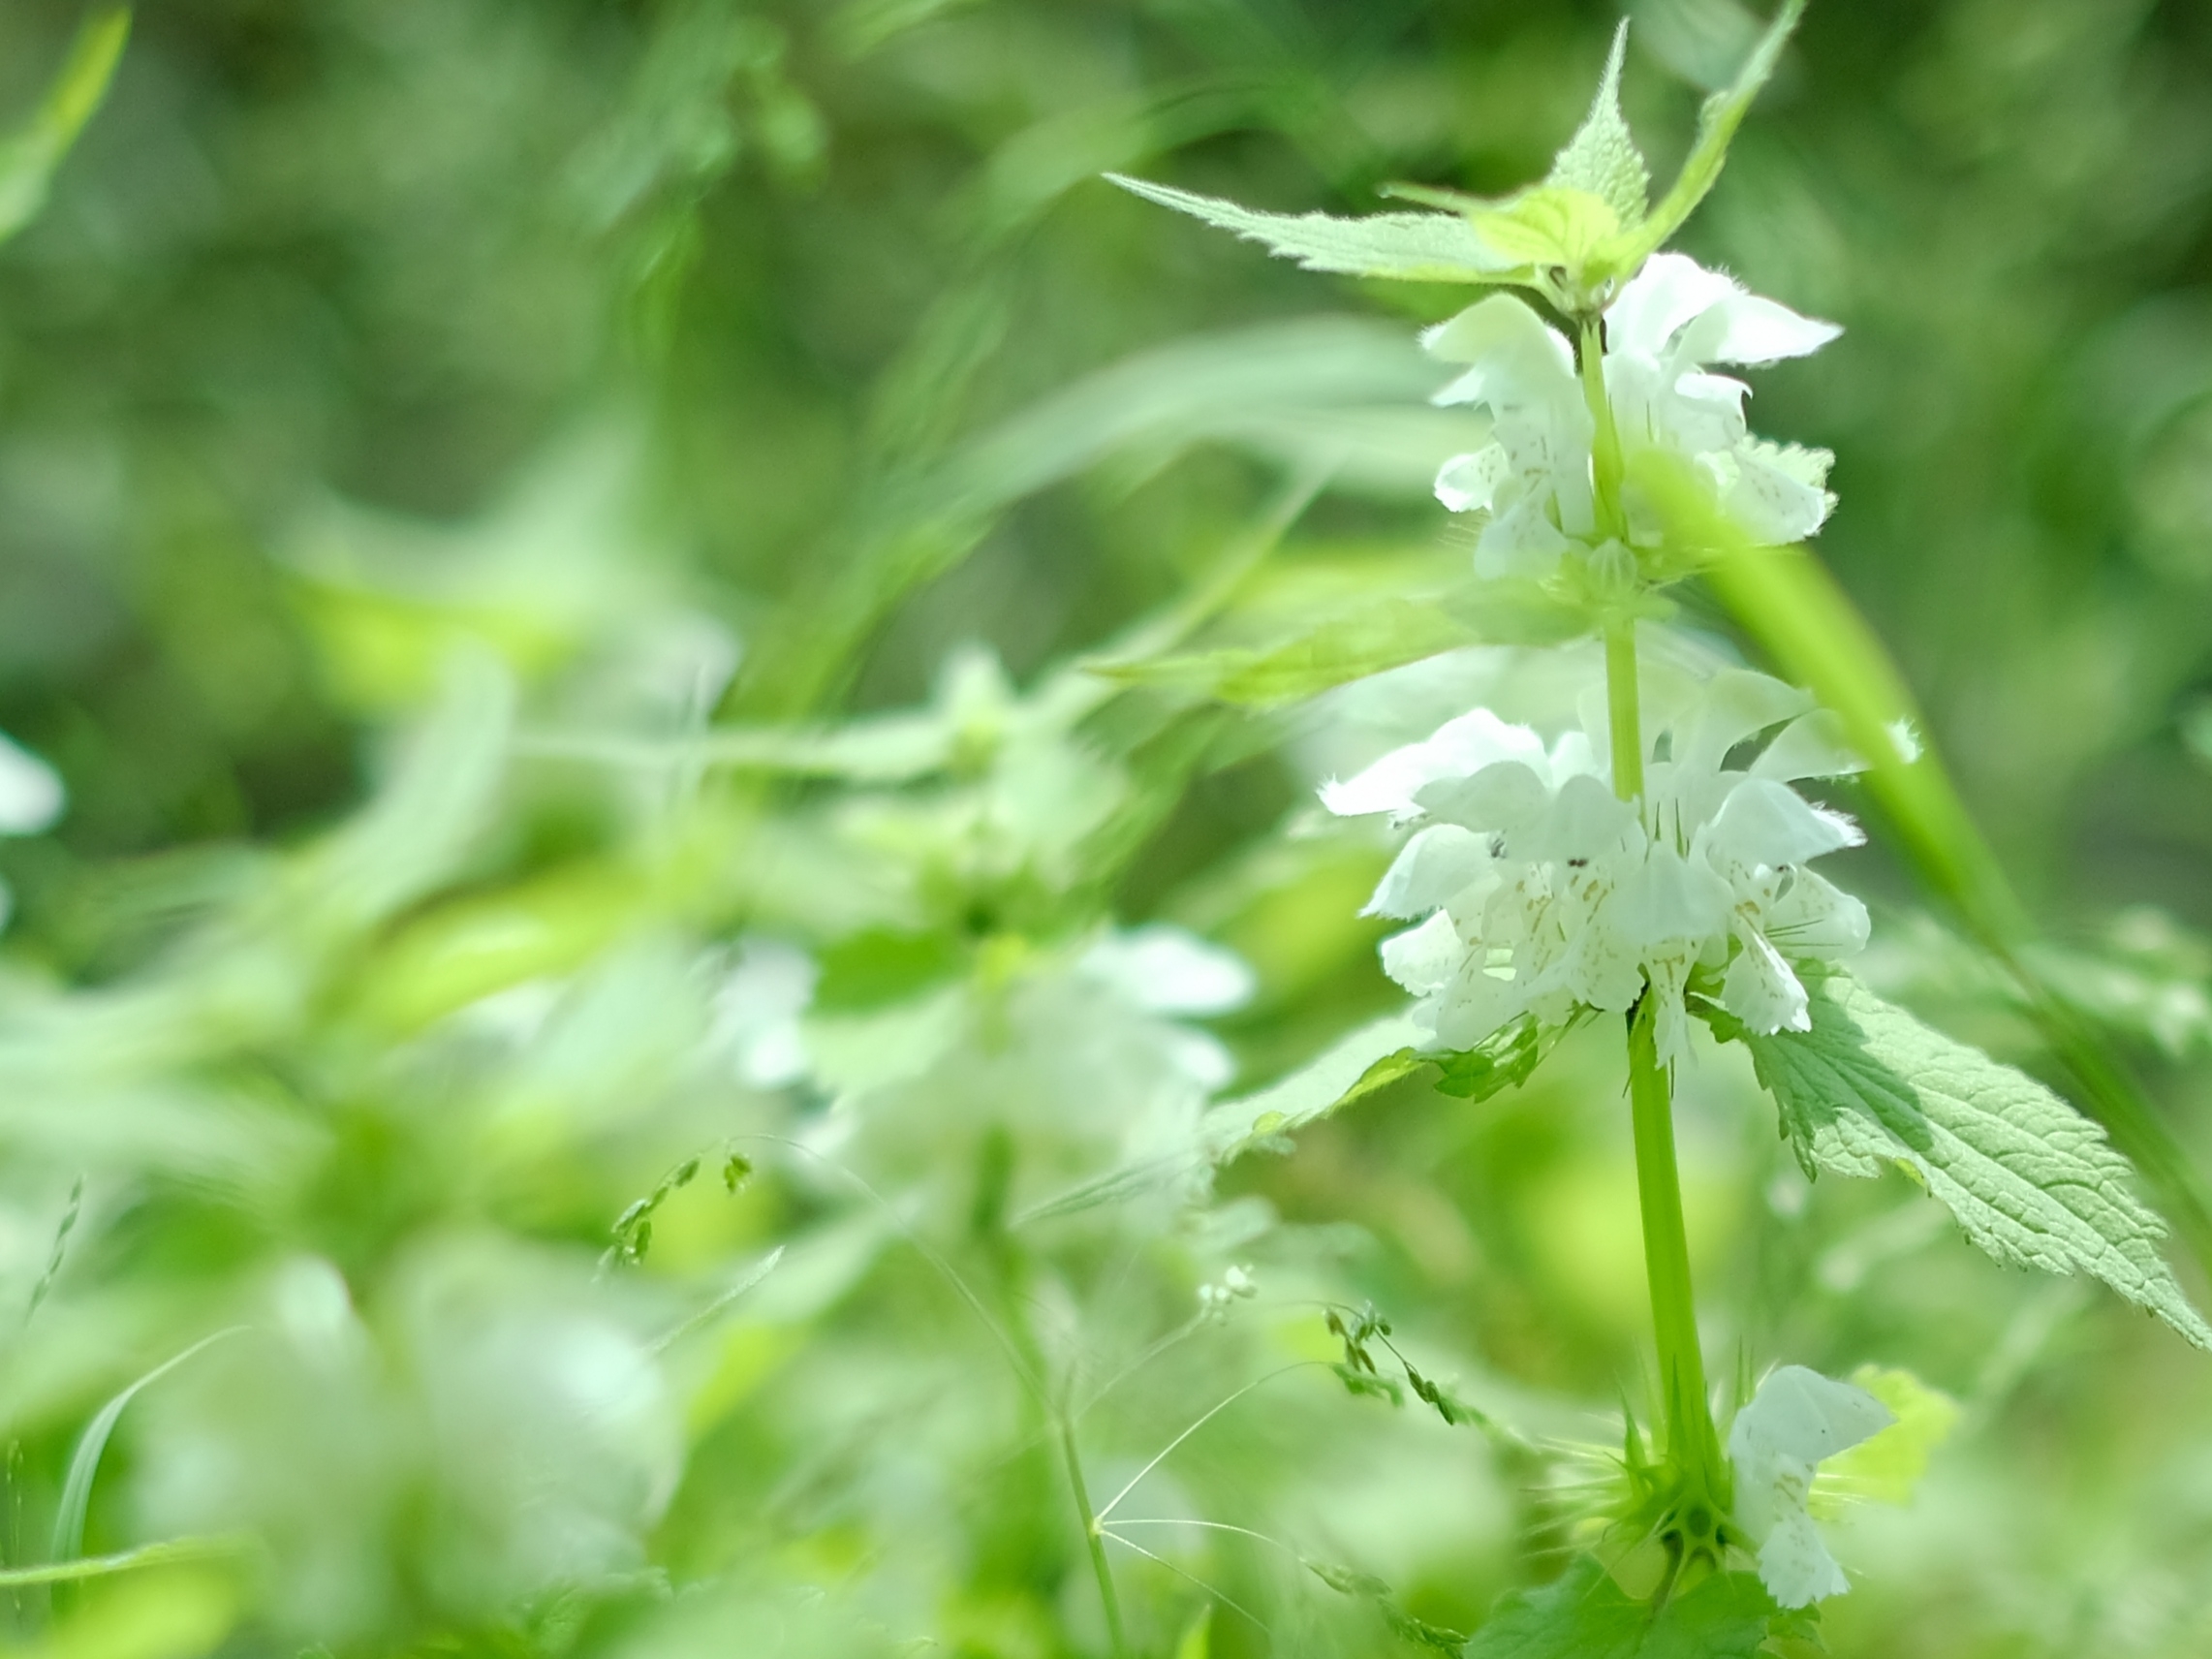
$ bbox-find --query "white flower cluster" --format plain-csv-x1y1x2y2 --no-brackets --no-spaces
1324,668,1869,1068
1425,253,1840,578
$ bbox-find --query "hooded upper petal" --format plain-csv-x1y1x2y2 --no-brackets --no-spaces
1605,253,1744,360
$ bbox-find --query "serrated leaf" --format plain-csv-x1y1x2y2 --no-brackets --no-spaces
1721,970,2212,1350
1466,1556,1799,1659
1546,21,1650,227
1106,172,1522,282
1605,0,1805,272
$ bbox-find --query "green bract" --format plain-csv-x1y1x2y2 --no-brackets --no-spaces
1109,0,1807,318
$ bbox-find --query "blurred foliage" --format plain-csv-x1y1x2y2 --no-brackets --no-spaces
0,1,2203,1657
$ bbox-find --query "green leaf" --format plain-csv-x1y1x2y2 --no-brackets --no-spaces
1092,599,1480,707
1091,580,1587,708
1466,186,1623,274
54,1328,244,1566
1720,970,2212,1350
1432,1017,1556,1101
1199,1013,1428,1161
0,9,130,245
1604,0,1805,273
1465,1556,1802,1659
1104,173,1521,283
1546,21,1650,227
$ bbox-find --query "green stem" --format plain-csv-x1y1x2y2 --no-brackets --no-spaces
1060,1421,1128,1658
1605,621,1643,803
1585,317,1645,808
1579,319,1626,542
1628,1000,1717,1481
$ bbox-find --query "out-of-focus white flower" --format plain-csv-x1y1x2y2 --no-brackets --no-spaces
712,937,820,1088
0,732,61,835
1078,924,1256,1017
1425,254,1840,577
1324,669,1868,1066
1728,1364,1894,1608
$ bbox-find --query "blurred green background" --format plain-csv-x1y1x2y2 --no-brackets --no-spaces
0,1,2207,1656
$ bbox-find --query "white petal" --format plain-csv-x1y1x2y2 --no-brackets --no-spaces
1760,867,1871,960
1721,441,1836,546
1366,824,1495,920
1612,844,1733,947
1380,909,1466,996
1551,911,1645,1013
1431,956,1525,1049
1729,1364,1895,1471
1645,953,1697,1072
1320,709,1546,819
0,734,64,835
1721,928,1811,1034
1674,670,1812,772
1423,293,1577,396
1758,1511,1852,1610
1516,773,1640,864
1415,760,1550,834
1675,293,1841,367
1473,492,1573,579
1605,253,1742,359
1434,445,1512,513
1753,708,1865,781
1699,777,1862,874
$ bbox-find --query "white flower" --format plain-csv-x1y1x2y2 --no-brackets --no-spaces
1727,1364,1894,1608
1425,254,1839,577
0,732,62,836
1324,669,1869,1065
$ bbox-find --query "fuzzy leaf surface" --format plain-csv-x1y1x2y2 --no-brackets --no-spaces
1546,21,1650,226
1725,970,2212,1349
1105,174,1520,282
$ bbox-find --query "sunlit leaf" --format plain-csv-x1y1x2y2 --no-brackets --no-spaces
1717,970,2212,1350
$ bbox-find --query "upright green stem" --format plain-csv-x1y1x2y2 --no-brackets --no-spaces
1578,319,1626,542
1584,317,1645,807
976,1131,1126,1656
1605,622,1644,803
1628,1000,1718,1482
1589,361,1724,1534
1059,1421,1128,1658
